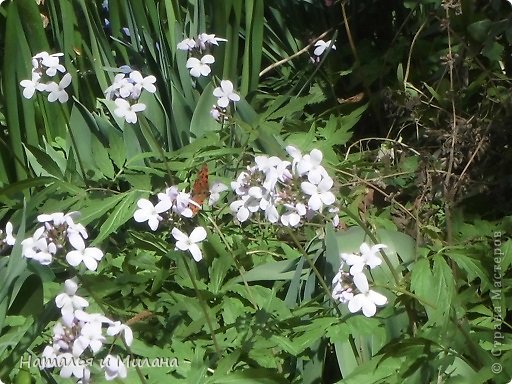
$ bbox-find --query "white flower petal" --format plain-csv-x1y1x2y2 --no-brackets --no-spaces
352,272,369,292
66,250,82,267
189,227,207,243
347,294,364,313
188,244,203,262
171,227,188,243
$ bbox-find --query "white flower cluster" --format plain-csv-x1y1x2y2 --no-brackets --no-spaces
6,212,135,382
210,80,240,122
104,67,157,124
229,146,338,227
177,33,227,78
42,279,132,382
332,242,388,317
133,182,227,262
20,52,72,103
19,212,103,271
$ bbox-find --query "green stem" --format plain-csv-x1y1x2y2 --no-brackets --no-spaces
206,215,258,310
138,115,172,182
61,104,89,188
284,228,360,362
182,257,222,356
286,228,334,306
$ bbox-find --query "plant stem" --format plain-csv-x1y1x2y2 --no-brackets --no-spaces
284,228,360,362
62,104,89,189
284,228,341,317
182,257,222,356
138,115,172,182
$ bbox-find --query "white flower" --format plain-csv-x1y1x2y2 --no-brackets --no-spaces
230,198,250,222
67,222,89,243
37,211,79,226
177,37,196,51
254,156,282,190
280,203,306,227
74,310,112,326
55,279,89,326
41,345,60,368
4,222,16,245
21,227,45,258
20,72,45,99
175,191,194,216
171,226,207,262
331,270,354,304
210,105,222,121
58,352,90,380
265,203,280,223
46,73,72,103
103,354,128,380
296,149,328,184
329,206,340,227
32,51,51,67
275,159,292,183
231,170,251,196
286,145,307,176
341,242,386,275
107,321,133,346
104,73,127,99
196,33,227,50
117,77,135,98
114,98,146,124
73,321,106,356
347,273,387,317
130,70,157,93
66,236,104,271
186,54,215,77
254,155,281,174
213,80,240,108
286,145,303,165
133,198,171,231
301,176,336,211
41,53,66,76
21,227,56,265
313,39,336,56
158,186,179,203
209,182,228,205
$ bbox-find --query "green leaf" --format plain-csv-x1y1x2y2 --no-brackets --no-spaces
468,19,492,42
224,259,302,288
208,368,289,384
482,41,504,62
190,82,220,139
93,191,139,244
24,145,64,179
410,257,436,313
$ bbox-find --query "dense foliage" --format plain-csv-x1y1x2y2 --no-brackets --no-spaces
1,0,512,383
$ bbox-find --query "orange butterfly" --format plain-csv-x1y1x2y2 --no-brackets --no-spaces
189,164,210,215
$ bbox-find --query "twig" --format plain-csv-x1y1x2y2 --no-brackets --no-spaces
404,21,427,87
259,30,331,77
452,122,491,195
443,7,457,245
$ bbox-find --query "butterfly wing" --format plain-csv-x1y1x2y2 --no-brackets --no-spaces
189,164,209,215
